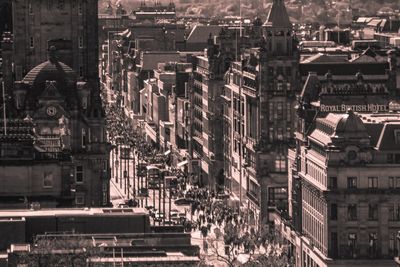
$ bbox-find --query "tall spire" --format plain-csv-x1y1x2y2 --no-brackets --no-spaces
264,0,291,28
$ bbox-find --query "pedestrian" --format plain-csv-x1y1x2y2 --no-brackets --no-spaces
203,239,208,254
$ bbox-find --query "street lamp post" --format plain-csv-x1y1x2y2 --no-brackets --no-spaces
168,183,172,225
133,148,136,198
163,179,166,225
127,146,130,199
115,146,119,184
119,144,123,189
158,176,162,225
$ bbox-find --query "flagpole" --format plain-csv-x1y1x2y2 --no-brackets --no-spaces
239,0,242,37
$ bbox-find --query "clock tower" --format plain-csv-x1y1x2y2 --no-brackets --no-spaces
256,0,300,221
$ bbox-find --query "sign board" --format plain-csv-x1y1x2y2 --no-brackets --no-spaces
320,104,389,113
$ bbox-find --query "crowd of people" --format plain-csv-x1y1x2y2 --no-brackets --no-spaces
104,86,292,266
178,185,293,263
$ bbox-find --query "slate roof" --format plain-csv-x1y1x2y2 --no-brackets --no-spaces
263,0,292,28
310,112,370,146
350,47,386,63
186,25,222,44
300,62,390,76
23,58,78,105
302,53,349,64
0,119,34,141
360,114,400,151
23,60,77,87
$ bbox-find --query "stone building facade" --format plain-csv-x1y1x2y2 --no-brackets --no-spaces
222,0,300,224
12,0,99,86
0,0,110,208
285,47,400,266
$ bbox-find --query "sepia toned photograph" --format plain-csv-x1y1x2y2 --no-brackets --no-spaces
0,0,399,266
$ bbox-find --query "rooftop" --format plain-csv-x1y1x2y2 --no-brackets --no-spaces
263,0,292,28
0,208,148,218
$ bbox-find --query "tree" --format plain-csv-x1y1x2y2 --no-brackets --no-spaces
14,234,103,267
204,223,292,267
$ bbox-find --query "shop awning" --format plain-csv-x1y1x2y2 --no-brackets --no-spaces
177,160,188,167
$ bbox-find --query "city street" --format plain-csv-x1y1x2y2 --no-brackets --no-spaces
109,152,274,267
110,148,191,225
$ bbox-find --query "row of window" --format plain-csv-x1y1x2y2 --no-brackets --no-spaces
268,102,291,122
75,186,108,206
330,203,398,221
43,165,84,188
329,232,398,259
29,37,84,49
302,187,327,255
233,116,245,136
268,66,292,77
306,160,326,187
232,93,244,115
387,153,400,164
329,176,400,189
268,126,291,142
29,0,83,13
338,232,379,258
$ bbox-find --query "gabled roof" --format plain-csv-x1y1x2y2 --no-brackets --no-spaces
350,47,386,63
367,19,383,27
186,25,222,44
302,53,348,64
263,0,291,28
300,72,320,102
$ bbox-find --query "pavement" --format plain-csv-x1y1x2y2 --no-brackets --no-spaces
109,155,235,266
109,178,126,206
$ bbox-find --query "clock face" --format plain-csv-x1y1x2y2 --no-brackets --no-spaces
46,106,57,116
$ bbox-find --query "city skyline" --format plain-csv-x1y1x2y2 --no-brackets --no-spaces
0,0,399,266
